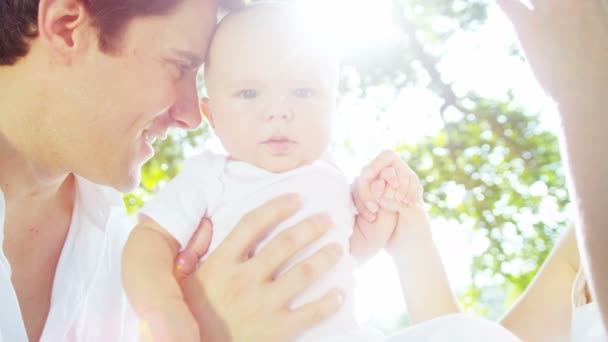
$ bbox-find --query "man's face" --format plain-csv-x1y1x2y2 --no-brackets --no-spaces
205,7,340,173
51,0,217,191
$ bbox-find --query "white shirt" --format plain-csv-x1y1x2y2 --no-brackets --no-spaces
0,176,137,342
140,151,359,341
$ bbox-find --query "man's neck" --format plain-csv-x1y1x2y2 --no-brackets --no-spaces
0,132,72,207
0,133,76,259
0,60,72,209
0,134,75,342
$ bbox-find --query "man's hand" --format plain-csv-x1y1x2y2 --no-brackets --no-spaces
174,194,344,341
174,217,213,281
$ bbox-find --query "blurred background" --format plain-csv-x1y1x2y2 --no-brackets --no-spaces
124,0,571,334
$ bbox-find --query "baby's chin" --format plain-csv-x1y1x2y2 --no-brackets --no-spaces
254,155,317,174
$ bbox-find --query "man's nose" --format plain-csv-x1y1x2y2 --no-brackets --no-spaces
170,77,203,130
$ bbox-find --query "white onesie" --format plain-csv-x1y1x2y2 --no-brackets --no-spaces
138,151,530,342
139,151,360,341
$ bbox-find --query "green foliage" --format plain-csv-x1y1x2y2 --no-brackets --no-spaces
396,96,567,317
341,0,569,317
124,127,210,214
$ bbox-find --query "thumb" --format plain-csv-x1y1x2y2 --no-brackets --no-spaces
174,217,213,280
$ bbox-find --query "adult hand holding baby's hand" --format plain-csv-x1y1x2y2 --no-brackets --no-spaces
351,150,428,261
176,194,344,341
352,150,424,219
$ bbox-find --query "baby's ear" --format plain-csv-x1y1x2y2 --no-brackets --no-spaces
199,97,214,128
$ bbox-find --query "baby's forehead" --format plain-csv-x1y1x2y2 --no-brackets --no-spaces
204,3,341,89
218,3,310,35
210,3,338,62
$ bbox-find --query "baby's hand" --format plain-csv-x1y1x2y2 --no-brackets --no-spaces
350,150,423,263
376,164,424,214
353,150,423,221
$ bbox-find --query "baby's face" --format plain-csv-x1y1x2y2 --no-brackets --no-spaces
204,5,339,173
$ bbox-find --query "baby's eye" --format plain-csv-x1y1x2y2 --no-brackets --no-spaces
237,89,258,99
293,88,314,98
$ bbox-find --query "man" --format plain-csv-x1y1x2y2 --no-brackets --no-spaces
0,0,343,340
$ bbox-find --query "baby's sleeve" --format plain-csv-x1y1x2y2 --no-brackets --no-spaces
138,154,211,248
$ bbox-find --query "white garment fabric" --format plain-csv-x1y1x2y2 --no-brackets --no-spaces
0,177,137,342
140,151,359,341
316,314,521,342
383,313,521,342
571,269,608,342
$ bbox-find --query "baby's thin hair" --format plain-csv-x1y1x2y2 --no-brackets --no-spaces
200,0,341,97
206,0,340,66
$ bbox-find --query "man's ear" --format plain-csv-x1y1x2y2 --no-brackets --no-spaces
38,0,94,62
199,97,215,127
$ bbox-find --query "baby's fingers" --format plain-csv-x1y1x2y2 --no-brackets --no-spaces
379,167,400,189
370,178,386,200
352,179,378,222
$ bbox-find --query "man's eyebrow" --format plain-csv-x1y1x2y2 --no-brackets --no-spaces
173,49,204,68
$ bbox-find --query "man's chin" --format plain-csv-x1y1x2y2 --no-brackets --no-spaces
115,180,139,193
110,170,141,193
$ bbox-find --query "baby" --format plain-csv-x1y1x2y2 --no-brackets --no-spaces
122,3,429,341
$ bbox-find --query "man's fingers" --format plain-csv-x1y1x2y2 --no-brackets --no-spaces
174,217,213,280
217,193,301,262
273,243,343,304
253,214,335,280
284,288,344,335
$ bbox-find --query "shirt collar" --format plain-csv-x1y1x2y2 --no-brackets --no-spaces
0,175,124,234
74,175,125,232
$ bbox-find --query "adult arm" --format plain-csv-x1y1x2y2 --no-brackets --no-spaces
499,226,579,341
498,0,608,326
352,150,459,323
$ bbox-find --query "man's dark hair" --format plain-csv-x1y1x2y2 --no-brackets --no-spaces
0,0,246,66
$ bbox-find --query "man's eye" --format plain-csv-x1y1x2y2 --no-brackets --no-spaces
237,89,258,99
169,61,190,79
294,88,314,98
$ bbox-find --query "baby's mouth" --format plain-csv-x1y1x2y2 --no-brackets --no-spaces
262,136,297,155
